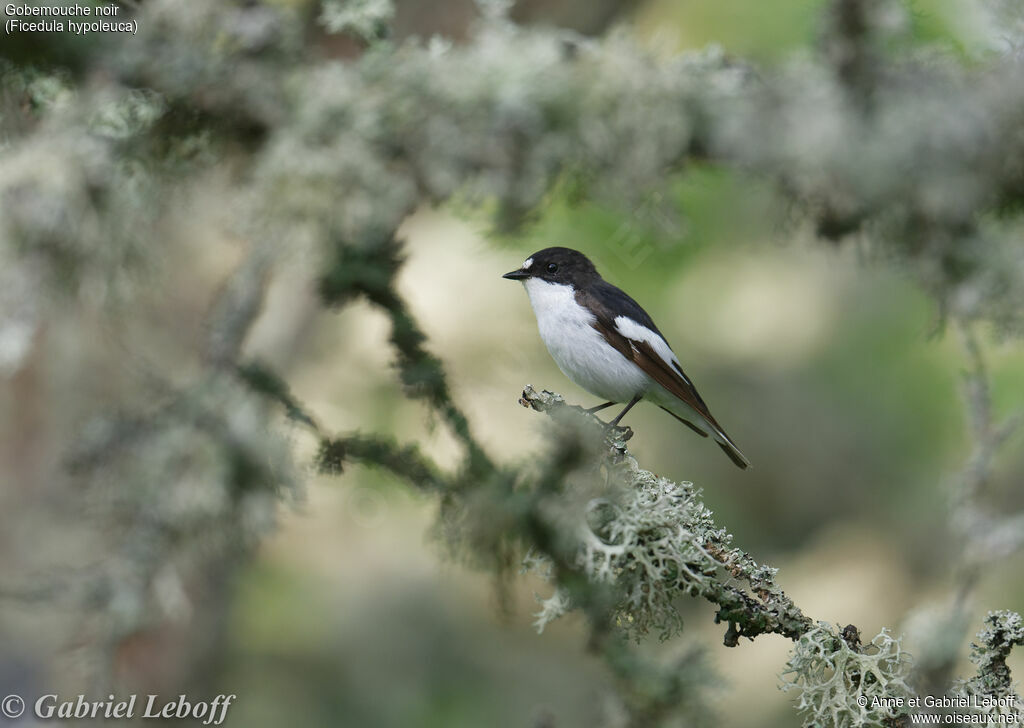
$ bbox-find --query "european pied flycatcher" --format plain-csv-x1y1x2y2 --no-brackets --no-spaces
504,247,749,469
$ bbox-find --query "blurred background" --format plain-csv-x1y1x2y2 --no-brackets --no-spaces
2,0,1023,726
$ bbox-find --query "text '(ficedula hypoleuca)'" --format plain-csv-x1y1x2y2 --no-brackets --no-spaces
503,246,749,469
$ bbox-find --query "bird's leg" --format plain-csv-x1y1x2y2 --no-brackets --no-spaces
585,401,616,414
604,393,642,431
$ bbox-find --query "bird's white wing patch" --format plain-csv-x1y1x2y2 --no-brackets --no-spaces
522,257,533,270
613,316,692,385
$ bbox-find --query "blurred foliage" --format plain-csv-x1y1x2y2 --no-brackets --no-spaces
633,0,966,59
1,0,1024,727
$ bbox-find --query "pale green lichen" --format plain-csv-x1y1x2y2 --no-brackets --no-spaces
88,89,166,140
781,623,913,728
533,587,571,633
319,0,394,40
529,467,718,640
520,385,811,644
950,611,1024,720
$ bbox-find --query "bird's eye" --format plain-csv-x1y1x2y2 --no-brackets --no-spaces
547,263,558,273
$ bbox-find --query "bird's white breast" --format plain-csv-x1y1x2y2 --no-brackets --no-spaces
522,278,649,402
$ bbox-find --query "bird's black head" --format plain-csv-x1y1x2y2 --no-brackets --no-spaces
502,247,600,287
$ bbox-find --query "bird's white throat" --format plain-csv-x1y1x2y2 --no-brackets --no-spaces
522,278,587,326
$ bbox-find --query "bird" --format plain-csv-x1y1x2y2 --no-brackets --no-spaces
503,246,749,469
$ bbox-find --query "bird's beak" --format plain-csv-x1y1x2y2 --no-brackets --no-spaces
502,268,530,280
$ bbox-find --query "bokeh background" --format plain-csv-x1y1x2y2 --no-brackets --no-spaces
2,0,1023,726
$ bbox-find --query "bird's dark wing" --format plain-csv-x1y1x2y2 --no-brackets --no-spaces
586,279,665,338
611,324,724,433
575,281,750,469
575,283,719,430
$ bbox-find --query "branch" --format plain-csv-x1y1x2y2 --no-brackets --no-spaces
203,246,274,368
951,611,1024,717
519,386,813,645
909,321,1024,702
952,321,1024,576
318,233,494,479
317,380,920,726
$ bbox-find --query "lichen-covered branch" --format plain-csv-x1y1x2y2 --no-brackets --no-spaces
951,611,1024,718
908,321,1024,702
519,386,813,645
317,233,494,478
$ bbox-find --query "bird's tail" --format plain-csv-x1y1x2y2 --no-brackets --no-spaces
658,403,750,470
715,437,750,470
